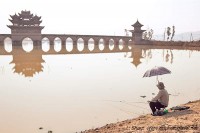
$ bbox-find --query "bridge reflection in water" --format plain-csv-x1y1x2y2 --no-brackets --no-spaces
0,41,145,77
1,40,199,78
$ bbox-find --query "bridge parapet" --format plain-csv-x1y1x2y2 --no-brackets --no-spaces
42,34,131,45
0,33,131,46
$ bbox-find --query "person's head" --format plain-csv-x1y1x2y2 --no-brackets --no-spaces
156,82,165,90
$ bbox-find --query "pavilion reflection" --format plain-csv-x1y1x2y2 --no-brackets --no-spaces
129,48,144,67
10,49,45,77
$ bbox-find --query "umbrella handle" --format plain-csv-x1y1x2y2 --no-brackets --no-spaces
157,76,159,83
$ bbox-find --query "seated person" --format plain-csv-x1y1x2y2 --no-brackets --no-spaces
149,82,169,115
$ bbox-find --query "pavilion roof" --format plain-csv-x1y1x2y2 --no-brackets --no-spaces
132,20,144,27
8,10,42,26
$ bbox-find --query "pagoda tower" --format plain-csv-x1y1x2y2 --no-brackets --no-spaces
7,10,44,47
129,20,146,44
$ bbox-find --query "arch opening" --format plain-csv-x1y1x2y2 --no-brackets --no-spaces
22,37,33,52
54,37,62,52
128,39,132,50
88,38,94,51
109,39,114,50
4,37,12,52
119,39,124,50
66,37,73,52
77,38,84,51
42,37,50,52
98,39,104,51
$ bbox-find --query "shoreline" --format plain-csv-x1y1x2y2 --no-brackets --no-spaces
81,100,200,133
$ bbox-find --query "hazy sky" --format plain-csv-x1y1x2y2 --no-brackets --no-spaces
0,0,200,35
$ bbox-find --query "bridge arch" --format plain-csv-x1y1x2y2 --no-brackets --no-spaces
42,36,51,42
54,37,62,52
4,37,12,53
119,39,124,50
22,37,33,52
88,38,94,51
128,39,133,50
42,37,50,52
0,35,10,47
77,38,84,51
98,38,105,51
109,38,114,51
66,37,73,52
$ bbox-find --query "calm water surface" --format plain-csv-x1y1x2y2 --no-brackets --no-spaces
0,44,200,133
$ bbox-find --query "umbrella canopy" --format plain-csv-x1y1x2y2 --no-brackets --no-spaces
143,66,171,77
143,66,171,82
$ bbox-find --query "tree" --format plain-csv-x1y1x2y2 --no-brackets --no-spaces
143,29,153,40
171,26,175,41
143,32,148,40
163,28,166,41
167,27,171,41
148,29,153,40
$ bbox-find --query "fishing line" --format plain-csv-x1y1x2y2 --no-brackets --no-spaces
120,101,149,111
107,103,144,116
103,100,149,111
170,87,180,96
103,100,148,104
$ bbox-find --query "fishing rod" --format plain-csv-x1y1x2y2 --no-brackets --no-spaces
109,103,137,115
103,100,149,111
107,103,146,116
103,100,148,104
119,101,149,111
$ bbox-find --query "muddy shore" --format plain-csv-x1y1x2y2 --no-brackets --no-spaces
81,100,200,133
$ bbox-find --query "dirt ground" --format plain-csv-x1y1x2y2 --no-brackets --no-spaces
81,100,200,133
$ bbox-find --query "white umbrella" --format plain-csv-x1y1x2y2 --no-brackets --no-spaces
143,66,171,82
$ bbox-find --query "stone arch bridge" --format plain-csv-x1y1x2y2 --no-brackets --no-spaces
0,34,132,54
